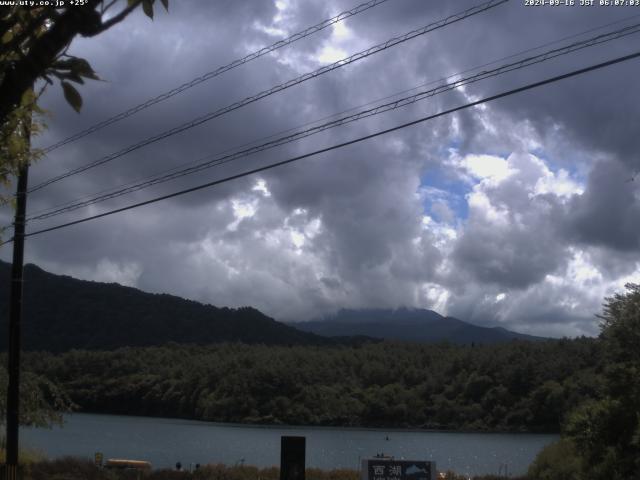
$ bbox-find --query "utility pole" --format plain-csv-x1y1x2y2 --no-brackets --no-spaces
4,139,30,480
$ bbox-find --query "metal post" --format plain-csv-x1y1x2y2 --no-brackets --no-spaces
4,162,29,479
280,436,305,480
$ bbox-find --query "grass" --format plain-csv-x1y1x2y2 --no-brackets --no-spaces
6,458,529,480
0,447,46,465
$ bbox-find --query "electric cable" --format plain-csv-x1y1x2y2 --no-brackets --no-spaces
1,49,635,245
31,11,640,220
41,0,393,154
26,22,640,222
28,0,509,194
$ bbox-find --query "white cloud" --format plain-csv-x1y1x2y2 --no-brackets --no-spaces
533,167,583,198
227,196,258,231
313,12,363,65
422,283,450,315
463,154,512,181
13,0,640,340
45,259,143,288
252,179,272,197
316,45,348,64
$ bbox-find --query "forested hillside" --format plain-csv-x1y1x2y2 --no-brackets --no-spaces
0,261,325,351
22,338,602,432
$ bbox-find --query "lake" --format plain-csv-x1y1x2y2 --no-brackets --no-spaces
21,413,557,477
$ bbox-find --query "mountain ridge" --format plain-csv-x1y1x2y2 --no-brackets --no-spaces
289,307,547,344
0,260,328,351
0,260,545,351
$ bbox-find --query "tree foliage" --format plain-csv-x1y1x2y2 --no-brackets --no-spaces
563,283,640,479
0,363,75,428
0,0,167,207
0,0,168,429
527,438,583,480
23,338,603,432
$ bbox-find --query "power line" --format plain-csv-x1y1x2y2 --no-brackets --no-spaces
24,21,639,220
13,12,640,223
4,49,637,245
35,11,636,219
26,21,640,221
32,0,507,192
28,0,509,194
37,9,640,208
40,0,393,154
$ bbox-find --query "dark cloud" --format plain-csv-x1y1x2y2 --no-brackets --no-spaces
564,159,640,251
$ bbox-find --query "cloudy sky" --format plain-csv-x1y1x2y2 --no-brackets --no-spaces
2,0,639,337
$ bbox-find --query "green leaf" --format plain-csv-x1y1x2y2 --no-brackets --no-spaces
142,0,154,19
160,0,168,11
20,88,36,106
52,57,100,81
1,30,13,44
73,58,100,80
68,73,85,84
61,81,83,113
52,59,75,69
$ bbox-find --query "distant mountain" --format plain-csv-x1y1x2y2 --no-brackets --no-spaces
0,261,327,352
290,308,547,344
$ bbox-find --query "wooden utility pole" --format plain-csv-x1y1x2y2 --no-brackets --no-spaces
4,155,29,480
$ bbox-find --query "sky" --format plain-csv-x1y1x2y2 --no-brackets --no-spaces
2,0,640,337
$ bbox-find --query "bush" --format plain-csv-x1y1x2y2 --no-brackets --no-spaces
0,446,46,465
527,438,582,480
25,457,117,480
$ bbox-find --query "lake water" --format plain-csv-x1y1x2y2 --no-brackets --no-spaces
21,413,557,477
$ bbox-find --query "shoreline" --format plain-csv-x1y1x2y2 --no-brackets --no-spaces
58,411,560,436
23,413,551,476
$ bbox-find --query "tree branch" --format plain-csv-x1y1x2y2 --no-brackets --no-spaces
90,0,142,36
0,0,143,126
101,0,120,15
0,8,53,62
0,5,93,125
0,0,151,125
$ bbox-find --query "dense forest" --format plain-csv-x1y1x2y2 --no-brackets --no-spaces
20,338,602,433
0,262,328,351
